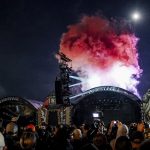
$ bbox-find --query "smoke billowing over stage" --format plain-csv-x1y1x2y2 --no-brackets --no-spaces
59,15,142,97
55,15,144,125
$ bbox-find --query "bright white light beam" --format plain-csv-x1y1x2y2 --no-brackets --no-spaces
69,76,83,81
69,82,82,87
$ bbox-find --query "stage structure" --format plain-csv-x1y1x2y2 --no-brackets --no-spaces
72,86,142,126
48,105,72,126
37,95,72,126
55,52,72,106
0,96,43,126
49,52,73,126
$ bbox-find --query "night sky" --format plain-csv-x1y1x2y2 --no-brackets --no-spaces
0,0,150,101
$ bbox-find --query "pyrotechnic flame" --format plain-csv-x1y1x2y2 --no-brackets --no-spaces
59,15,142,96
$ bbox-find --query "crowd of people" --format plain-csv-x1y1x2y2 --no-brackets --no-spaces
0,117,150,150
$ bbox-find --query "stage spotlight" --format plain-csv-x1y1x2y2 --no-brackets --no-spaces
92,113,99,118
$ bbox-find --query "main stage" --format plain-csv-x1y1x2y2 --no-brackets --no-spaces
71,86,142,126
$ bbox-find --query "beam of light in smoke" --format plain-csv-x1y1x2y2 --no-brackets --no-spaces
70,93,84,99
59,15,142,96
69,76,83,81
70,91,89,99
69,82,82,87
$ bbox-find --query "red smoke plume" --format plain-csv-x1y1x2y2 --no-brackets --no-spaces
59,15,142,96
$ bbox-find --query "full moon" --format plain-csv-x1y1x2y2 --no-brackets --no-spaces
131,11,141,21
